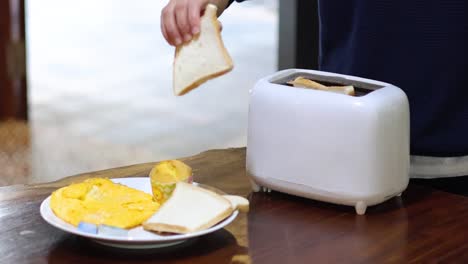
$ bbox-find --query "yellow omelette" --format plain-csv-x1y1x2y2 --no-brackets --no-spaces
50,178,159,229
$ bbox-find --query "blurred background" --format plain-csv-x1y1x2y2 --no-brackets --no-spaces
0,0,279,185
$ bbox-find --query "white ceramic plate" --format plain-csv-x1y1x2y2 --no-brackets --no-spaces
40,177,239,249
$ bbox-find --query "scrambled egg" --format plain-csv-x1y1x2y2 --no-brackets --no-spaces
149,160,193,203
50,178,159,229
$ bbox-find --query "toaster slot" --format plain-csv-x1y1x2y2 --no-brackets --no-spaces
271,72,384,96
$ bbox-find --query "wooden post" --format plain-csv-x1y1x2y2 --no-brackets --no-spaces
0,0,28,121
278,0,319,70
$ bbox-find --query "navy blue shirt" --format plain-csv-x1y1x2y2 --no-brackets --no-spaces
230,0,468,157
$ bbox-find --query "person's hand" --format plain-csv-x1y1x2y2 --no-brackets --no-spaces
161,0,229,46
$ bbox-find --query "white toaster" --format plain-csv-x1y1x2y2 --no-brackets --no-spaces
246,69,410,214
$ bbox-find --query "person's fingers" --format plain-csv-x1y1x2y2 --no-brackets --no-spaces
162,3,182,45
188,0,203,35
174,0,192,42
160,12,170,44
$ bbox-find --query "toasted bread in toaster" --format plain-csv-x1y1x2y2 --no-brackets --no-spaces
173,4,234,96
328,85,355,96
288,76,355,96
287,76,328,90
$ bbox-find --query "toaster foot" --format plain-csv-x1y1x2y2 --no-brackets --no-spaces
250,179,261,192
355,201,367,215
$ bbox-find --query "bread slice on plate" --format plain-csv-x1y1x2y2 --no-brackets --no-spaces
143,182,235,234
223,195,249,213
173,4,234,96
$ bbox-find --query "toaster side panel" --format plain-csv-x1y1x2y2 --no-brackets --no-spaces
366,86,410,195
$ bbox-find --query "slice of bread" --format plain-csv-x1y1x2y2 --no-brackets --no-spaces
143,182,234,234
328,85,355,96
223,195,249,213
288,76,355,96
287,76,328,90
173,4,234,96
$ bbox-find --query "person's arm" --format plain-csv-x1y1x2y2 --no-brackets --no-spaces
161,0,232,46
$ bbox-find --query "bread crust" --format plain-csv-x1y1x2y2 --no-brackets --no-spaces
223,195,250,213
173,4,234,96
142,208,232,234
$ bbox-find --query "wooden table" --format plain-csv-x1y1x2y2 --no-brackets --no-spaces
1,148,467,263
